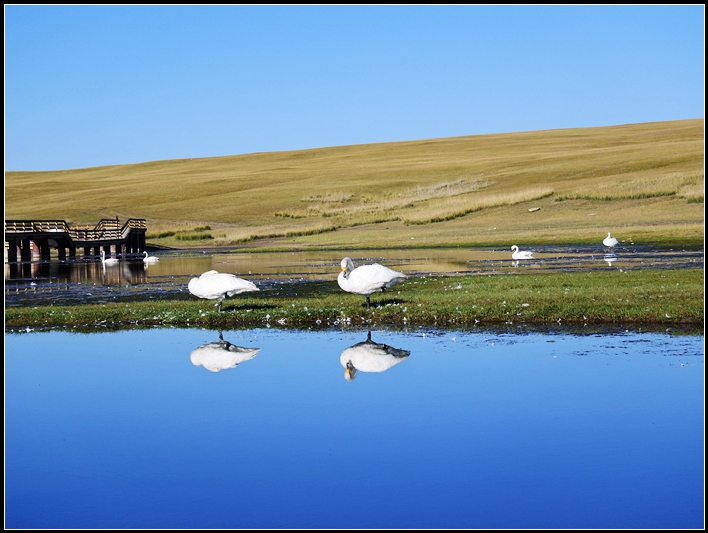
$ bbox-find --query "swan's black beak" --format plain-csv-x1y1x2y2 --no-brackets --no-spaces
341,266,348,279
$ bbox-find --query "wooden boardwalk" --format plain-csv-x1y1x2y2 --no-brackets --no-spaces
5,218,147,263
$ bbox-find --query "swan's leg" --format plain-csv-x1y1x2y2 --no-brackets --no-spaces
366,295,371,309
217,299,223,313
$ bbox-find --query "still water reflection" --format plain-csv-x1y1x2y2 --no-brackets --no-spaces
190,331,261,373
340,330,411,381
5,327,704,529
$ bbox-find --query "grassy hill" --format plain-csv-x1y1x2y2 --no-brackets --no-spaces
5,118,704,250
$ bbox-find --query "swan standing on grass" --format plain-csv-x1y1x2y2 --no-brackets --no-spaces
511,245,534,260
188,270,259,312
337,257,407,309
100,250,119,266
603,232,619,248
143,251,160,264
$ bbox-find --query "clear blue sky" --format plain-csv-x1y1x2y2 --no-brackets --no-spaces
5,5,704,171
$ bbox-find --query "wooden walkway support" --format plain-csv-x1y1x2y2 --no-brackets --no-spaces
4,218,147,263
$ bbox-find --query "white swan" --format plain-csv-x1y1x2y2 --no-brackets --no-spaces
603,232,619,248
190,332,260,373
340,331,410,381
188,270,259,312
143,251,160,263
511,245,534,260
337,257,407,309
100,249,119,266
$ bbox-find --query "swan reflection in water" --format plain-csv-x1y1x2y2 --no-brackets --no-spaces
604,253,618,267
190,332,261,373
340,331,410,381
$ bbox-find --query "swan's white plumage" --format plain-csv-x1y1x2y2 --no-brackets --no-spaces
143,251,160,263
340,332,410,381
337,257,406,308
100,250,119,265
603,232,619,248
511,245,534,260
190,333,260,372
188,270,259,312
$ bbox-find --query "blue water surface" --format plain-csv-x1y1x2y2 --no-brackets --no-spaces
5,327,704,529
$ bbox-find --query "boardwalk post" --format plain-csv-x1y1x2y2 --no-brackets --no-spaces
7,240,19,263
39,239,51,261
20,239,31,262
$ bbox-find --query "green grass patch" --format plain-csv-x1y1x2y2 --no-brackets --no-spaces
5,269,703,332
147,230,176,239
176,233,213,241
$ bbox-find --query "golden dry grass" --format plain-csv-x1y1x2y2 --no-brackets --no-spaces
5,118,704,249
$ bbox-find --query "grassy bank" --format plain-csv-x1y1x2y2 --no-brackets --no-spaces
6,268,703,333
5,119,704,251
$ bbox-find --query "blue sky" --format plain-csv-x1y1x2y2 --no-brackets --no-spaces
5,5,704,171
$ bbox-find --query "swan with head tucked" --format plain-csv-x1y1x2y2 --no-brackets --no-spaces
143,251,160,264
337,257,407,309
511,245,534,260
603,232,619,248
188,270,259,312
340,331,410,382
100,250,119,265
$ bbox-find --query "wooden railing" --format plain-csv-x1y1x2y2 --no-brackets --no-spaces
5,218,147,241
4,220,69,233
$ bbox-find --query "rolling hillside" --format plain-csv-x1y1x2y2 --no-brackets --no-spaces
5,118,704,250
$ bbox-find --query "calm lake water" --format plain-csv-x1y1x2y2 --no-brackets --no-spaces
5,327,704,529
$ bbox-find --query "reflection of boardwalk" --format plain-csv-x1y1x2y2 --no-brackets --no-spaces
5,218,147,262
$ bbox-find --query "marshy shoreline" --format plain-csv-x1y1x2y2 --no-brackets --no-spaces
6,267,704,335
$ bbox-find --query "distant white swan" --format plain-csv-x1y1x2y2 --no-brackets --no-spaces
143,251,160,263
188,270,259,312
100,249,119,265
340,331,410,381
190,332,260,373
511,245,534,260
603,232,619,248
337,257,407,309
